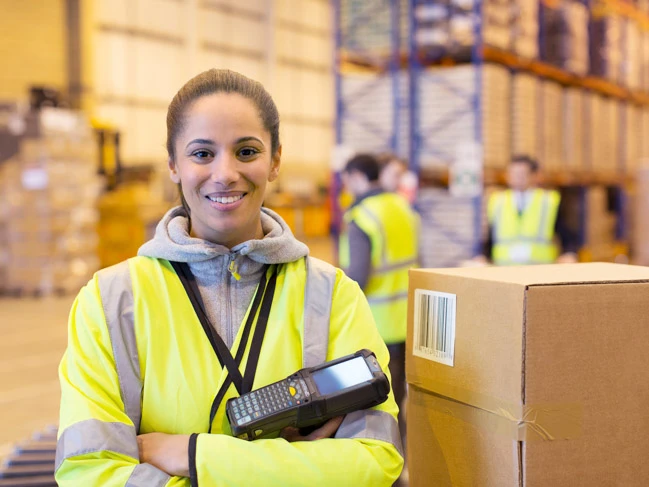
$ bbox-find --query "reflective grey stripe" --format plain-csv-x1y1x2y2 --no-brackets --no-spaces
97,261,143,432
537,191,551,240
357,205,388,267
335,409,403,458
55,420,138,472
367,291,409,306
126,463,170,487
303,257,336,368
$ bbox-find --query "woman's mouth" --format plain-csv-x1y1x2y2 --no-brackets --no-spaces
204,193,247,211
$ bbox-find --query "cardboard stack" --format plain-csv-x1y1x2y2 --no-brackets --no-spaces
622,103,641,176
590,14,623,82
407,263,649,486
482,0,513,51
0,108,101,295
512,0,538,58
562,88,585,171
587,94,620,175
537,81,563,172
621,19,641,90
583,186,618,261
632,169,649,265
562,0,589,75
511,73,538,160
419,64,511,171
417,188,480,268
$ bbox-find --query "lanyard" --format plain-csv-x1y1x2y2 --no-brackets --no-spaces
170,261,277,432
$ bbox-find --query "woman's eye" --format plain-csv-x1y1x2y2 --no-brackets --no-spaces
192,150,212,159
238,147,259,158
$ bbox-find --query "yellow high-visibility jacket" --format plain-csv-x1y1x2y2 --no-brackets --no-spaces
340,192,419,344
55,256,403,486
488,189,560,265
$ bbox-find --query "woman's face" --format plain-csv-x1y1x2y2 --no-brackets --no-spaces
170,93,281,248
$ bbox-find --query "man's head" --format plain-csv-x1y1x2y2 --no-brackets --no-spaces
377,153,408,192
342,153,380,197
507,155,539,192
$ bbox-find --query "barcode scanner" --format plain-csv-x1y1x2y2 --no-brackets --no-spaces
226,349,390,440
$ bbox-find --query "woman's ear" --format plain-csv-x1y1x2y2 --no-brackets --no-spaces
169,157,180,184
268,146,282,182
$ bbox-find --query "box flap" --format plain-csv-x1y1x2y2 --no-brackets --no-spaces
414,263,649,287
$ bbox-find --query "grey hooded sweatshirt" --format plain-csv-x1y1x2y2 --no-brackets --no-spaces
138,206,309,348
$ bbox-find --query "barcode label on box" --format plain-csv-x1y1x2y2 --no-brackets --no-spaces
413,289,457,366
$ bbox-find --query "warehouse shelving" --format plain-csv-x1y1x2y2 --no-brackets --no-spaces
333,0,646,265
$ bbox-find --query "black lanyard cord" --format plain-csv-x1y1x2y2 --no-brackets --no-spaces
169,261,277,433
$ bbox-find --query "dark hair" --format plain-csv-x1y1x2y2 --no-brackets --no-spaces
344,153,380,182
166,69,281,214
511,155,539,173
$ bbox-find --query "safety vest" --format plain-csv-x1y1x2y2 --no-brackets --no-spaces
55,256,403,486
340,192,418,344
488,189,560,265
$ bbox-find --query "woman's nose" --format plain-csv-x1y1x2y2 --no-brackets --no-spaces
211,153,239,186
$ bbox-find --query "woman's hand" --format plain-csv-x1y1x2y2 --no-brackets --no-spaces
137,433,190,477
280,416,344,443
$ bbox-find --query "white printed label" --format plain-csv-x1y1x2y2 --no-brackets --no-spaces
413,289,457,366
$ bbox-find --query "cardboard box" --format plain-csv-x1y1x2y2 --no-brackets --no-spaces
407,264,649,486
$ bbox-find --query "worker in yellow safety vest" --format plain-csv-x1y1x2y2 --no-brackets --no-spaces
475,155,578,266
55,70,403,486
339,153,419,449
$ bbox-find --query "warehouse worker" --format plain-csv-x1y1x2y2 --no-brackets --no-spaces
55,69,403,486
339,154,419,444
477,155,578,265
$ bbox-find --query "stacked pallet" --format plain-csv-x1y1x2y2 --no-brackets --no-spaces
417,187,481,267
0,109,101,295
538,81,564,172
590,13,623,82
622,104,641,176
511,73,538,159
563,88,585,171
584,186,619,261
418,64,510,170
587,94,621,174
512,0,538,58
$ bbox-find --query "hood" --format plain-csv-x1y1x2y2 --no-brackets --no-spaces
138,206,309,265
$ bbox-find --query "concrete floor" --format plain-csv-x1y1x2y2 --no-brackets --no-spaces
0,295,73,459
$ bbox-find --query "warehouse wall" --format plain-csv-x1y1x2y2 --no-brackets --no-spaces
91,0,334,193
0,0,68,100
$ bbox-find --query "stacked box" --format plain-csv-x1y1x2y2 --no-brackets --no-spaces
590,14,623,82
622,103,641,175
562,0,589,75
419,64,511,170
511,73,538,159
642,31,649,92
416,188,480,268
512,0,538,58
641,108,649,168
632,169,649,265
414,0,512,61
408,264,649,487
584,186,617,252
588,94,621,174
0,108,101,295
563,88,585,171
621,20,641,90
482,0,514,51
538,81,564,172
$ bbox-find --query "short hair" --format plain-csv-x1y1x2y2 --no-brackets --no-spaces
344,153,380,182
511,155,539,173
376,152,408,171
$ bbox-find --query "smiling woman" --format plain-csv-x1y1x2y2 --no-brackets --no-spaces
55,69,404,487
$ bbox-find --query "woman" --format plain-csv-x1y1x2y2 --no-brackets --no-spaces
55,69,403,486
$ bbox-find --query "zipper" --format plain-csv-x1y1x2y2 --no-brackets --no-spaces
226,253,240,346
